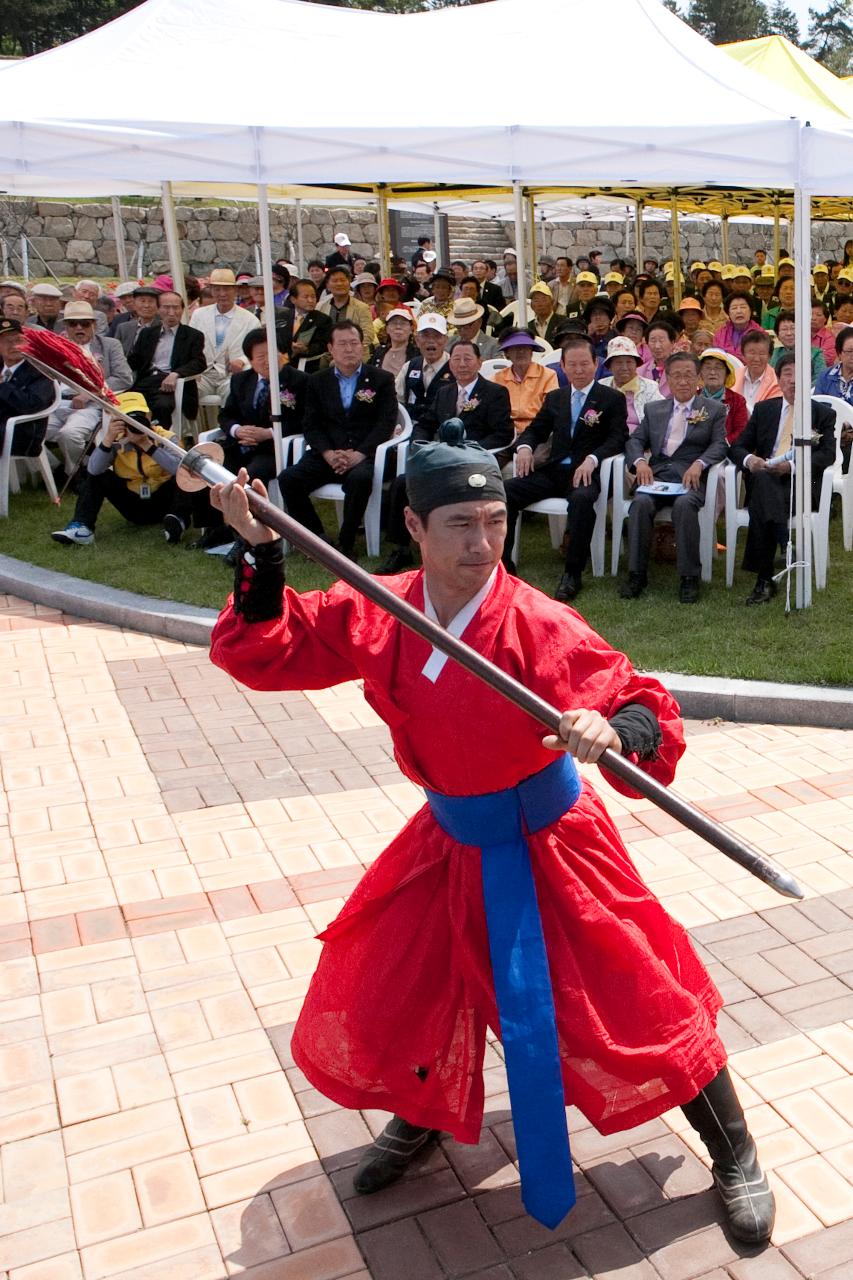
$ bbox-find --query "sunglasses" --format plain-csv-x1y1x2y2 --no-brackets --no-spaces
67,319,94,327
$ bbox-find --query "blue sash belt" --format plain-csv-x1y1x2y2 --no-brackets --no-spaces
425,753,581,1229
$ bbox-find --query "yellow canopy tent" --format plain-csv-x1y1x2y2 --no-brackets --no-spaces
721,35,853,120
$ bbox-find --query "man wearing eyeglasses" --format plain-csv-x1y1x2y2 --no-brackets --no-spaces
45,300,132,476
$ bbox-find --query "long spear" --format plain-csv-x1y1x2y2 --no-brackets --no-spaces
23,339,804,902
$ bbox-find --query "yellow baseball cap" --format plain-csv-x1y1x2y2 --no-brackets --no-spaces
708,260,723,272
575,271,598,286
115,392,150,417
690,261,707,272
603,272,624,285
837,268,853,283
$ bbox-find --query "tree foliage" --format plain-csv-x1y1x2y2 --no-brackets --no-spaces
806,0,853,74
679,0,804,44
767,0,802,42
0,0,138,57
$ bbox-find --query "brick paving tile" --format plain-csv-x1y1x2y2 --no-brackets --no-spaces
8,613,853,1277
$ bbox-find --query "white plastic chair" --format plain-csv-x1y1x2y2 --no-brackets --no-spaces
723,435,838,590
611,460,724,583
288,405,413,556
480,359,510,381
173,374,203,440
511,453,622,578
813,393,853,552
0,382,62,518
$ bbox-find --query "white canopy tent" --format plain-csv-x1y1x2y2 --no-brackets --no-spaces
0,0,847,606
0,0,840,190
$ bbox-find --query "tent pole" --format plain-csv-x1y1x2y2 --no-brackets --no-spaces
257,182,284,476
160,181,186,308
294,199,305,275
670,192,682,307
110,196,129,281
376,187,391,277
512,180,527,316
625,208,632,263
721,214,730,265
20,236,28,284
527,192,537,278
432,203,442,269
793,184,813,610
772,196,781,268
635,198,644,269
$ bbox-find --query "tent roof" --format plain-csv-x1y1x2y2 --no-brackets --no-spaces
0,0,835,192
721,35,853,120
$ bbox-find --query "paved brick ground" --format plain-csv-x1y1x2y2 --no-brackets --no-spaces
0,594,852,1279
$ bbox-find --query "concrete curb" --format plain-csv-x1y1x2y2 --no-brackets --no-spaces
0,554,850,729
0,554,217,647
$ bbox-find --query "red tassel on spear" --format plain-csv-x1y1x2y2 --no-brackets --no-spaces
20,329,120,503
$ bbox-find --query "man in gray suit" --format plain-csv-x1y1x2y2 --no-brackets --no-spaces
620,351,727,603
46,301,133,475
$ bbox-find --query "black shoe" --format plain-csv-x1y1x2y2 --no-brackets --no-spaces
336,540,358,562
192,525,233,551
746,578,777,606
679,575,700,604
352,1116,440,1195
619,572,647,599
682,1068,775,1245
163,514,186,545
375,547,414,575
555,571,582,603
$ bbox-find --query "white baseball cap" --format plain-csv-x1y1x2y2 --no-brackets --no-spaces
416,312,448,334
334,233,351,247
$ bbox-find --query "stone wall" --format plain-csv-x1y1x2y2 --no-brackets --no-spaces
537,218,853,266
1,198,851,280
0,199,380,280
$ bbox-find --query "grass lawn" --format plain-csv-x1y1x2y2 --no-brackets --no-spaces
1,484,850,687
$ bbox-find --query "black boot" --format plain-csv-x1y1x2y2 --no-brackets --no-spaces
681,1067,775,1245
352,1115,440,1195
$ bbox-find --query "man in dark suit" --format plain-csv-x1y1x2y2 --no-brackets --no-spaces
276,279,332,372
220,330,307,483
730,352,836,605
471,259,505,313
377,342,513,574
415,342,513,449
621,351,728,604
190,330,309,549
0,318,56,457
278,320,397,559
503,334,628,602
128,291,206,427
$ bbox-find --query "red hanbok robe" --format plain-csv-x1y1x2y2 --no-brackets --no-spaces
211,564,725,1144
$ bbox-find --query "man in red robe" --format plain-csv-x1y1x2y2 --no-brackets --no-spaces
209,426,774,1246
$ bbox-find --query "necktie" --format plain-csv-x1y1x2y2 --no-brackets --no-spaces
253,377,269,418
292,313,303,337
456,384,468,414
776,403,794,455
664,402,688,456
570,389,585,432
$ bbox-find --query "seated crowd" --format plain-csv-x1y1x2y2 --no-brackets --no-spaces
0,231,848,608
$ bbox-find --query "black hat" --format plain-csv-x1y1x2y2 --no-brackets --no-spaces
431,268,456,287
405,419,506,516
584,294,614,319
0,317,23,336
133,286,162,299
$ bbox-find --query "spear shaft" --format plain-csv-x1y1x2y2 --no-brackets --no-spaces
25,349,804,901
